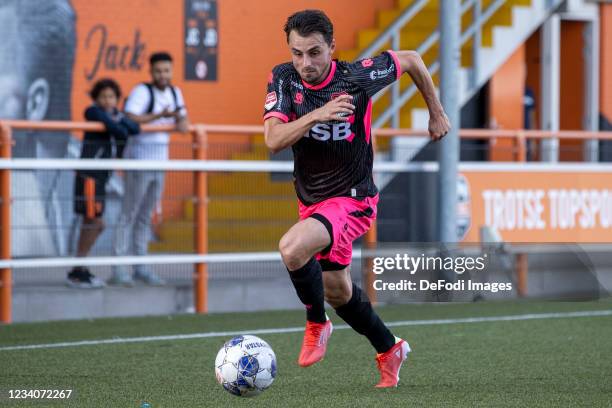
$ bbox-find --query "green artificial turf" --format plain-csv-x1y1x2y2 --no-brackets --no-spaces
1,300,611,407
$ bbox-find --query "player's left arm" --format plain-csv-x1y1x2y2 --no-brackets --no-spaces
393,50,450,141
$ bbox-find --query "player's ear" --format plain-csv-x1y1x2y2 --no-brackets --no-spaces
26,78,50,121
330,38,336,55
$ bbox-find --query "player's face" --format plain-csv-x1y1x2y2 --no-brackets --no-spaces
288,31,335,85
151,61,173,89
95,88,118,112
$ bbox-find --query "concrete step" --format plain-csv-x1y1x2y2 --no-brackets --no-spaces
150,220,291,253
208,174,294,196
13,278,302,322
182,196,296,222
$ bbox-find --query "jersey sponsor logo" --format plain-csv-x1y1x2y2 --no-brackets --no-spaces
294,92,304,104
369,64,395,80
305,122,353,142
361,58,374,68
290,80,304,90
331,91,349,100
265,91,277,110
277,79,284,107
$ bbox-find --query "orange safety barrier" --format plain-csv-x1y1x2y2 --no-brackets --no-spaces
0,121,202,323
0,124,11,324
1,120,612,322
193,126,208,314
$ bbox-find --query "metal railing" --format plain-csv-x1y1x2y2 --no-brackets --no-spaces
357,0,563,128
1,120,612,323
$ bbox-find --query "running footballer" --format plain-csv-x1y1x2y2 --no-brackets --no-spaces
263,10,450,388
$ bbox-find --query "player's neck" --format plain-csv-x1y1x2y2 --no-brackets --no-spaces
311,61,333,86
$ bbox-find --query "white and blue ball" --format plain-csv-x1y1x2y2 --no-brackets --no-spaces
215,335,277,397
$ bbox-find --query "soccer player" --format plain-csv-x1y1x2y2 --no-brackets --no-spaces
263,10,450,387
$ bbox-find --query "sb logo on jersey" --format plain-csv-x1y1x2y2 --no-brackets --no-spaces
305,122,354,142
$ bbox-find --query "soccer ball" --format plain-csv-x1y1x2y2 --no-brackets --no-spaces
214,335,277,397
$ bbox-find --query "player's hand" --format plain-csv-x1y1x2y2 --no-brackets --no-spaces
315,94,355,122
429,111,450,141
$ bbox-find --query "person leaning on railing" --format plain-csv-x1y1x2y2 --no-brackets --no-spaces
67,78,140,289
108,51,189,286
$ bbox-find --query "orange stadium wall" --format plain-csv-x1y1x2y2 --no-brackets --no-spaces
559,20,585,161
489,20,592,162
488,45,526,161
70,0,394,127
525,29,541,132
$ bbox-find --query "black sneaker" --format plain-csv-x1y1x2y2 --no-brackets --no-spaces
66,267,105,289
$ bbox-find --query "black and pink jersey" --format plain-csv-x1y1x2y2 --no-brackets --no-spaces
263,51,402,205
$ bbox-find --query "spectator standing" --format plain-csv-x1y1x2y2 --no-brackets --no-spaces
524,86,537,161
68,79,139,288
109,52,189,286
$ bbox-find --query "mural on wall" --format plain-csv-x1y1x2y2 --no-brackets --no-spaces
83,24,147,82
0,0,77,256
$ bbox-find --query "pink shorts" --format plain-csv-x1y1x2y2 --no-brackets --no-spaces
298,194,379,271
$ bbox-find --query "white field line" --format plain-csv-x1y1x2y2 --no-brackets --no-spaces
1,309,611,352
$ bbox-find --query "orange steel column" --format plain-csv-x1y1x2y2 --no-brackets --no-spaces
515,253,528,297
193,126,209,313
515,131,527,162
0,124,12,323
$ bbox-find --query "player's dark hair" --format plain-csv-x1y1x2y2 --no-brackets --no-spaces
284,10,333,45
89,78,122,100
149,52,173,66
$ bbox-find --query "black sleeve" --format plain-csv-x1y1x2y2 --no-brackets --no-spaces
345,51,402,98
263,65,293,123
84,106,129,139
119,116,141,135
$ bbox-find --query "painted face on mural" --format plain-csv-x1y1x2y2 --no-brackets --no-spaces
0,5,59,127
288,30,335,85
151,61,173,90
0,5,27,119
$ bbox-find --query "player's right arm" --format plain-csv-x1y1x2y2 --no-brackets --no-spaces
263,65,354,153
264,95,354,153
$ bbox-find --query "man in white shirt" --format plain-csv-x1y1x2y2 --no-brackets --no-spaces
109,52,189,286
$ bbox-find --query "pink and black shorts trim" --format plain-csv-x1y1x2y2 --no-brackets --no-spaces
298,195,379,271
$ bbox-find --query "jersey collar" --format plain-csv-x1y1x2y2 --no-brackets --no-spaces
302,61,337,91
